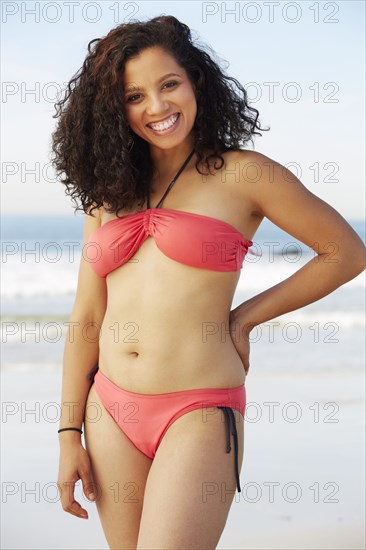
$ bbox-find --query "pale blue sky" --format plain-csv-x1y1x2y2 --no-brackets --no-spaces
1,0,365,218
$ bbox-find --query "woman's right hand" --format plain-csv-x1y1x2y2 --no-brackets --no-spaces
57,440,96,519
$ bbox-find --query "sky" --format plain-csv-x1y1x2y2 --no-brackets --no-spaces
1,0,365,219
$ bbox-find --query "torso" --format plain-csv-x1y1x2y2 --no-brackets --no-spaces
98,149,263,393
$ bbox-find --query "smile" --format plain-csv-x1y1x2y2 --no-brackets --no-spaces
147,113,180,133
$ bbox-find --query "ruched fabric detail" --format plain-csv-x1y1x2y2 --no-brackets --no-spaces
88,208,254,278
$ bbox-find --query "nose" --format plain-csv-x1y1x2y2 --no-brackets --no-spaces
145,92,170,116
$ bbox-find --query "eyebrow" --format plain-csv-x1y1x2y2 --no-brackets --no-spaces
124,73,181,93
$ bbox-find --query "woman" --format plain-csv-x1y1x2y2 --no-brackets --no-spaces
52,15,365,549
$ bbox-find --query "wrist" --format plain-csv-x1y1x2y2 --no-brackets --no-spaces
58,427,83,444
230,306,258,333
58,435,82,446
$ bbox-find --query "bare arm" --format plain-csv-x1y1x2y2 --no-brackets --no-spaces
57,208,108,519
232,151,366,330
58,208,107,444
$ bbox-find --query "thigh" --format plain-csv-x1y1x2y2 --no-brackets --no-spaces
84,383,153,550
137,406,244,549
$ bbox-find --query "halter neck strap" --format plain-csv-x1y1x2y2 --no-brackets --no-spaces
147,148,195,209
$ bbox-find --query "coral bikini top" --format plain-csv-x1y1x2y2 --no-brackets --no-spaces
88,148,254,278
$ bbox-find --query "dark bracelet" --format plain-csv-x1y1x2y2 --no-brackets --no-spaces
58,427,83,434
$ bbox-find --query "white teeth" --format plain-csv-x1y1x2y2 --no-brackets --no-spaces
149,114,179,131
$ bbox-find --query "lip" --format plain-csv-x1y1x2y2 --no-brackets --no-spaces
146,112,179,128
146,113,181,136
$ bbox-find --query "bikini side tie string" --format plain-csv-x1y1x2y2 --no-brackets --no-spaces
217,406,241,493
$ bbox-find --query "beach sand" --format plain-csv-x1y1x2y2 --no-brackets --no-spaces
1,364,364,549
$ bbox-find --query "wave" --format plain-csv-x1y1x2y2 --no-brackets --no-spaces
1,251,364,300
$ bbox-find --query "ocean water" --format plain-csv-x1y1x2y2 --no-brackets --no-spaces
1,215,365,370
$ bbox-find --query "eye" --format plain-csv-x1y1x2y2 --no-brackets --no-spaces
126,93,141,103
126,81,179,103
163,80,178,89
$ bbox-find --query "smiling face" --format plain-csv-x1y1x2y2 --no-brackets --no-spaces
123,47,197,153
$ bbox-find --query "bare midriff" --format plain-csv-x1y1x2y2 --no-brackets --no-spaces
98,235,246,394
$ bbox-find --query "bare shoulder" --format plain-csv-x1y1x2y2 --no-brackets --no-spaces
223,148,267,163
220,149,274,216
224,148,310,210
227,150,365,263
221,149,276,186
224,149,282,178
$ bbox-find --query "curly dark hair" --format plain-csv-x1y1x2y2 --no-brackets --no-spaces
50,15,269,216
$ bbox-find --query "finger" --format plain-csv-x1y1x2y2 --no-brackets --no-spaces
80,471,97,501
67,499,89,519
58,481,88,518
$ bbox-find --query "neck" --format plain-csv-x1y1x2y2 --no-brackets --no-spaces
149,141,196,182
